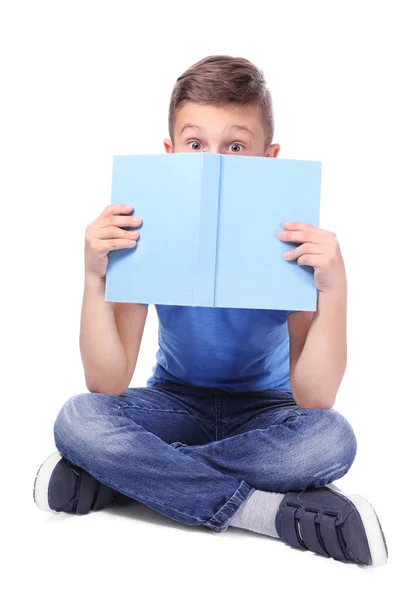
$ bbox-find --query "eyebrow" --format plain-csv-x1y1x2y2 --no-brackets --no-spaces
228,125,255,139
179,123,254,139
179,123,204,136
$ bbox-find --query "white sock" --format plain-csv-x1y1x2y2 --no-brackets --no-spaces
228,490,284,538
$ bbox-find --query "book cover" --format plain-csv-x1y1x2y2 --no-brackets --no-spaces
105,153,321,310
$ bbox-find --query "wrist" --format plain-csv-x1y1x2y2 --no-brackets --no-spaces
84,273,106,293
317,282,347,312
320,279,347,299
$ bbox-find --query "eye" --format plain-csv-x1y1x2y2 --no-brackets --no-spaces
228,142,244,153
188,141,203,151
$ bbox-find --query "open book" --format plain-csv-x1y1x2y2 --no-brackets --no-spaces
105,153,321,310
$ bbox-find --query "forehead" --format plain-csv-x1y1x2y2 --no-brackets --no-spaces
174,102,263,137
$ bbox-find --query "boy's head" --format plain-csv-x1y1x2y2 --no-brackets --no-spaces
164,55,280,159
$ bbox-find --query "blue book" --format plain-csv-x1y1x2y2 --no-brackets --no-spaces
105,153,321,310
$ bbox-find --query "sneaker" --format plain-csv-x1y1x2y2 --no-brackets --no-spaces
33,451,120,515
275,483,388,566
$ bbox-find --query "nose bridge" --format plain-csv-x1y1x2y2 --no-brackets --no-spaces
207,144,222,154
203,130,223,154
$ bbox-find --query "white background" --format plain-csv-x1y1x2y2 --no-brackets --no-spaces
1,0,399,598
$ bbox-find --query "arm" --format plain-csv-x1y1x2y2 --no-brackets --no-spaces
278,221,347,410
80,275,148,396
80,203,146,396
288,285,347,409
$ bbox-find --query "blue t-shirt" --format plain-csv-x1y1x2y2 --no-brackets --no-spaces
147,305,293,393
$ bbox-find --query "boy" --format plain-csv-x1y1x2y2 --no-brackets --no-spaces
33,55,388,567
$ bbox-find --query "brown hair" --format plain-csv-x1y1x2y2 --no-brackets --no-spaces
168,55,275,147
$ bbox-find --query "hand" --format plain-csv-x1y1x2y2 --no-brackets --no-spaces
278,222,346,293
84,204,142,281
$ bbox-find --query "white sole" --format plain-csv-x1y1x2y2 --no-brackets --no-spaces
326,483,388,567
33,451,64,513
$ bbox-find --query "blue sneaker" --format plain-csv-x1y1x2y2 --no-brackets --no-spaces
275,483,388,566
33,451,121,515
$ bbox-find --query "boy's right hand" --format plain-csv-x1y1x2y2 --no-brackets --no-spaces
84,204,142,281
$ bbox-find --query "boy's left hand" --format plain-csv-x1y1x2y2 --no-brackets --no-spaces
278,222,346,293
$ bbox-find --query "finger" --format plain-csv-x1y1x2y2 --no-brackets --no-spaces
279,229,322,244
96,238,138,253
283,222,336,238
283,243,323,261
96,225,140,241
297,254,326,267
101,215,142,229
99,204,135,218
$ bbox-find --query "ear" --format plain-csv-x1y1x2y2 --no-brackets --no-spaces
164,138,174,153
265,143,280,158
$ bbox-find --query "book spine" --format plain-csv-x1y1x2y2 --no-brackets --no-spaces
193,154,221,306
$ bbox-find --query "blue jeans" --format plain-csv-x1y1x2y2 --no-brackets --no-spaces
53,381,357,532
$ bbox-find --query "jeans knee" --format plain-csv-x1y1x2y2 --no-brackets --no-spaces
53,391,145,471
53,393,101,457
304,409,357,486
327,409,357,467
240,409,358,492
